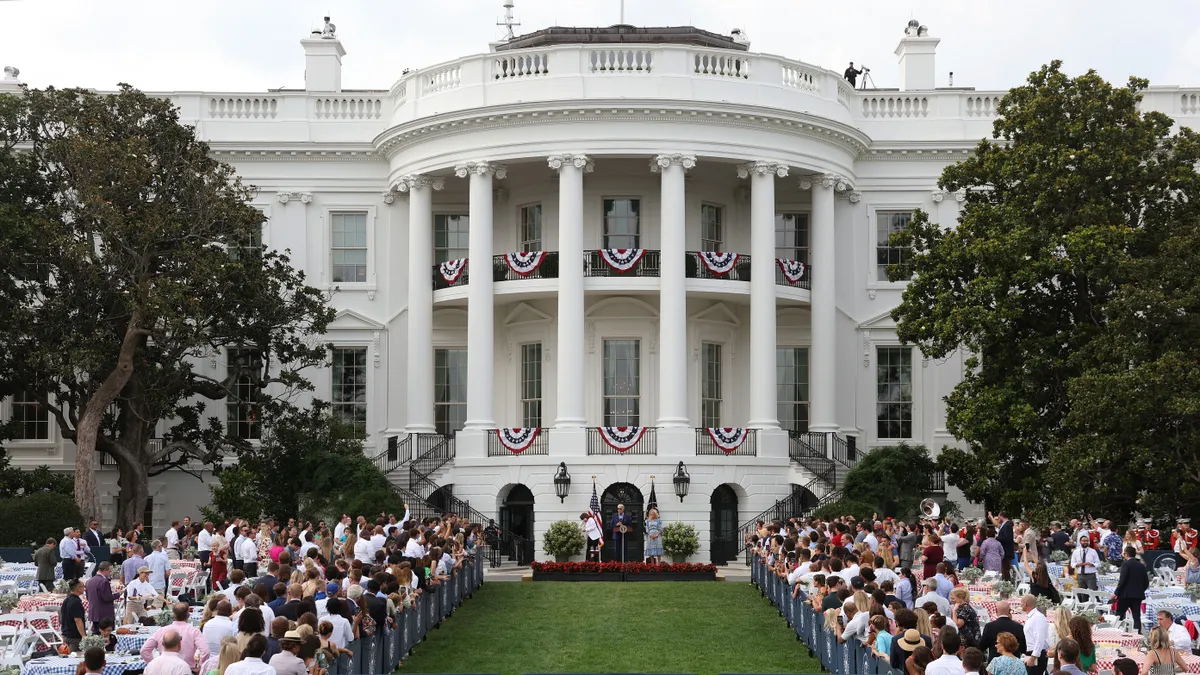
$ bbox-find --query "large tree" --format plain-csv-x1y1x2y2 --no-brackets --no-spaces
0,85,333,525
890,62,1200,521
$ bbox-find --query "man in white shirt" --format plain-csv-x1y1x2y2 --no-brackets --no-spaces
201,600,237,656
297,532,318,559
237,528,259,577
1021,594,1049,675
354,529,375,564
403,530,425,560
124,566,161,623
322,597,355,650
225,519,240,541
142,630,193,675
941,529,960,568
219,570,247,604
1156,611,1193,652
915,578,951,615
145,541,171,593
165,522,180,550
369,526,386,554
1070,535,1100,589
926,630,966,675
864,527,880,553
1096,519,1113,547
837,600,871,644
334,515,349,543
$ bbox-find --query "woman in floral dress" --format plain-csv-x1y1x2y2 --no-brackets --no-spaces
644,508,663,564
979,527,1005,573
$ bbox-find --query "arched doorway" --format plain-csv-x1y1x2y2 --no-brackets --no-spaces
429,484,454,514
499,484,534,563
710,484,739,565
601,482,643,563
792,484,819,514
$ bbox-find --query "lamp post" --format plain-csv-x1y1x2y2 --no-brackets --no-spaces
672,461,690,502
553,462,571,503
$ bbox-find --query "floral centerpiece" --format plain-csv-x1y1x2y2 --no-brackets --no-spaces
1035,595,1055,614
992,580,1016,598
1098,561,1115,575
959,566,984,583
182,546,198,561
1,664,21,675
1186,583,1200,602
1075,610,1100,625
1049,550,1069,563
155,609,173,626
53,579,69,594
661,522,700,563
0,591,18,611
79,635,107,653
105,537,129,552
542,520,585,563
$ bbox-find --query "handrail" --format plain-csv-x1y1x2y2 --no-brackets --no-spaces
685,251,750,281
372,435,411,474
491,252,559,281
583,249,661,277
830,433,856,468
788,432,835,487
487,429,550,456
734,473,842,564
695,428,757,456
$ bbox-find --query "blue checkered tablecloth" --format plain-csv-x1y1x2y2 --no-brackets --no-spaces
1144,600,1200,628
0,565,64,588
115,632,154,652
21,654,143,675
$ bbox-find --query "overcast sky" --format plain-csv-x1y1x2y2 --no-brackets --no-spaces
3,0,1198,94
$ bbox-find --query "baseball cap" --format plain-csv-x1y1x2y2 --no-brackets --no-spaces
326,582,339,595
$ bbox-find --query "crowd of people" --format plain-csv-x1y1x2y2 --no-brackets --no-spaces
42,507,488,675
750,512,1200,675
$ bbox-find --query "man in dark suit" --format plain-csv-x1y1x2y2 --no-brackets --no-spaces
994,511,1015,581
83,521,105,550
978,599,1027,660
1110,545,1149,631
256,562,280,602
609,504,632,563
84,562,118,632
365,578,389,630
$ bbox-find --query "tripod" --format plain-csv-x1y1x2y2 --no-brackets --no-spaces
860,69,877,90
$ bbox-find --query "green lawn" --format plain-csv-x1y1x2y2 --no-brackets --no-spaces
401,581,822,675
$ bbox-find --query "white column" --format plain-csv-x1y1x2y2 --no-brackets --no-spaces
653,153,695,427
806,173,841,433
738,161,789,430
548,154,592,427
397,174,444,434
457,161,506,431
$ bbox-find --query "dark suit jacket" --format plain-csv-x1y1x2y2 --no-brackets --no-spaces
257,574,279,601
85,573,117,622
1115,558,1149,599
609,513,632,538
979,616,1027,659
275,600,302,621
84,529,105,550
997,521,1015,557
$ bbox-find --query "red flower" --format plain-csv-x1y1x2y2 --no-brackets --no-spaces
530,560,716,575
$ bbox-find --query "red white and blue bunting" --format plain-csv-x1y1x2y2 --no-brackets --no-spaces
706,427,749,454
439,258,468,284
596,426,647,452
495,427,540,454
776,259,806,284
599,248,646,272
503,251,547,277
699,251,739,276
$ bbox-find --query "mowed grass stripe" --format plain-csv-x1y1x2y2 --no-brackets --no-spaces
400,581,822,675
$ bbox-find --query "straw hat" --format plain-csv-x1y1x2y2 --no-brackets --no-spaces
897,629,923,652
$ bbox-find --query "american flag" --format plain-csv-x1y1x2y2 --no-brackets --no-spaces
589,482,604,547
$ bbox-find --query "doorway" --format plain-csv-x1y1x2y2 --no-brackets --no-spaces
600,482,644,563
710,484,739,565
499,484,534,562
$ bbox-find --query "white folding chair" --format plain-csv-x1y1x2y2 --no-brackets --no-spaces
185,571,209,599
22,611,62,649
13,572,38,595
1074,589,1104,613
1016,581,1031,596
0,629,37,668
167,571,188,601
1153,568,1176,587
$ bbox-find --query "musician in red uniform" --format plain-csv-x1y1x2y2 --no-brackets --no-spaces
1172,517,1198,553
1141,519,1160,550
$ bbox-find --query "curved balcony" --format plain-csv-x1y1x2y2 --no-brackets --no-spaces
584,249,661,277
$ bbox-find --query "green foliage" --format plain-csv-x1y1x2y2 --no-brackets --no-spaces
1186,584,1200,603
1049,550,1069,563
154,610,172,626
333,488,408,523
204,404,391,523
993,581,1015,598
0,85,333,526
0,491,82,546
0,449,72,499
841,444,937,518
890,61,1200,521
0,592,17,611
542,520,585,559
78,635,107,653
810,498,877,523
661,522,700,558
959,567,984,583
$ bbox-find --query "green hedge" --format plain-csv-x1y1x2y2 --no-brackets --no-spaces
0,492,82,547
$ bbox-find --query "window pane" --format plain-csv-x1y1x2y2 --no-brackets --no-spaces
331,212,368,283
775,213,809,264
776,348,809,434
521,343,542,428
602,339,640,426
331,347,368,438
603,199,640,249
520,205,543,252
435,348,468,437
12,390,50,441
701,204,723,251
875,347,913,439
701,342,722,427
226,348,261,440
876,211,913,281
435,214,470,263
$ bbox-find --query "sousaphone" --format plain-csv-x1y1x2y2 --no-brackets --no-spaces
920,498,941,520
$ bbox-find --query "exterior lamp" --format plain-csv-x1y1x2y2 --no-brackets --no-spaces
672,461,690,502
553,462,571,503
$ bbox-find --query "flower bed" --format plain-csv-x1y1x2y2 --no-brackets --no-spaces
529,561,717,581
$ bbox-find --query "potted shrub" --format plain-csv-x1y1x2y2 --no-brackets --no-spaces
661,522,699,564
542,520,584,563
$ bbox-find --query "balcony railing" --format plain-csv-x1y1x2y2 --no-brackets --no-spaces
775,261,812,291
584,250,661,277
685,252,751,281
490,252,559,282
432,262,470,290
695,428,757,456
587,427,657,455
929,470,947,493
487,429,550,456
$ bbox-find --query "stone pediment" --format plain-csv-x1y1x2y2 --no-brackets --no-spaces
690,302,740,326
857,309,897,330
328,308,384,331
503,302,553,327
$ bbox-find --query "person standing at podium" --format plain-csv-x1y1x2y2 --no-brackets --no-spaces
610,504,632,563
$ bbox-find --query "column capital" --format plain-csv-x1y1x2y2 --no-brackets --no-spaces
736,161,789,179
276,191,312,205
394,175,446,193
454,161,508,180
650,153,696,172
547,153,594,172
381,191,398,204
799,174,852,192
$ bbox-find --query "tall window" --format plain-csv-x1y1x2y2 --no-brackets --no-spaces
876,347,913,439
701,342,722,427
700,204,724,251
435,214,470,263
602,198,640,249
777,348,809,435
876,211,913,281
331,212,367,283
602,339,640,426
226,348,261,440
435,348,468,437
519,205,542,252
231,223,263,260
520,343,542,428
332,347,368,438
11,390,49,441
775,213,809,264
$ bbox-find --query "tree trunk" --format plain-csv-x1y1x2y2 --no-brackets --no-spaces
75,314,147,523
115,452,150,532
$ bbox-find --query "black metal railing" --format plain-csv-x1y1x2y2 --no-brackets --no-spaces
695,428,757,455
830,432,857,468
372,435,412,475
408,434,455,491
490,252,559,281
486,429,549,456
410,473,533,567
736,482,843,565
432,262,470,290
583,249,661,277
788,432,835,487
929,470,947,493
685,252,751,281
775,261,812,290
586,427,657,455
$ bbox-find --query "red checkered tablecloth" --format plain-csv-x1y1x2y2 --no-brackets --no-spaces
1092,629,1143,650
1095,649,1200,674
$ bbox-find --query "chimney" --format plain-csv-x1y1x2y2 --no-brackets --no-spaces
301,17,346,92
894,20,939,91
0,66,22,94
